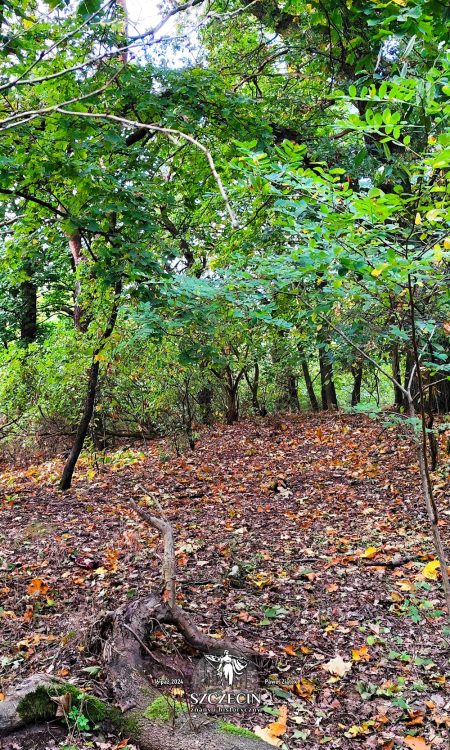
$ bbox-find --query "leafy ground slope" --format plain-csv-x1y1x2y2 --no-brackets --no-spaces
1,413,450,750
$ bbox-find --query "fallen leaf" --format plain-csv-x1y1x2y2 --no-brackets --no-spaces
422,560,440,580
113,740,130,750
361,546,380,559
254,706,288,746
283,644,297,656
403,736,430,750
352,645,370,661
293,678,315,700
51,692,72,717
323,655,352,678
26,578,49,596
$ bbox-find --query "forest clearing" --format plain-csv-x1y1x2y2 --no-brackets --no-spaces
1,0,450,748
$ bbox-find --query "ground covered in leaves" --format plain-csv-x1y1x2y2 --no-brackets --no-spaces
1,413,450,750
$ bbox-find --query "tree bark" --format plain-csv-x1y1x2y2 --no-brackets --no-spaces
244,362,266,416
225,385,239,424
300,357,319,411
59,359,100,491
350,362,363,406
319,346,338,410
197,384,214,425
67,231,90,332
392,344,403,410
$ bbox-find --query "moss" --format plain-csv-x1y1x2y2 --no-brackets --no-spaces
143,696,186,722
17,686,55,723
217,720,258,739
18,681,118,727
121,712,140,735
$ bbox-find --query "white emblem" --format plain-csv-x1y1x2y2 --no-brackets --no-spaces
204,650,248,687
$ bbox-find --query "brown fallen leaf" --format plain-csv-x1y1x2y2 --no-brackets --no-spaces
293,677,315,700
51,692,72,717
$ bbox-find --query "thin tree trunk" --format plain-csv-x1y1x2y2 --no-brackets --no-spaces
59,281,122,490
245,362,266,416
301,357,319,411
351,362,363,406
59,360,100,490
407,274,450,616
67,230,89,332
319,346,338,410
392,344,403,409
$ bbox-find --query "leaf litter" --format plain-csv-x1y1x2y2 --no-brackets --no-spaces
1,413,450,749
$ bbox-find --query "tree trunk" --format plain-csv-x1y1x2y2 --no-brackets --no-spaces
404,350,414,395
286,373,300,411
197,384,214,425
245,362,266,416
392,345,403,409
67,230,90,332
350,363,363,406
319,346,338,410
300,357,319,411
225,386,239,424
59,281,122,490
59,359,100,490
19,278,37,343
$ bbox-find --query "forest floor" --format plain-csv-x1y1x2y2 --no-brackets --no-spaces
1,413,450,750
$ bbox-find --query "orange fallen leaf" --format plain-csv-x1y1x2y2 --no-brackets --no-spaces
254,705,288,747
352,645,370,662
27,578,49,596
283,644,297,656
403,736,430,750
105,548,119,571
